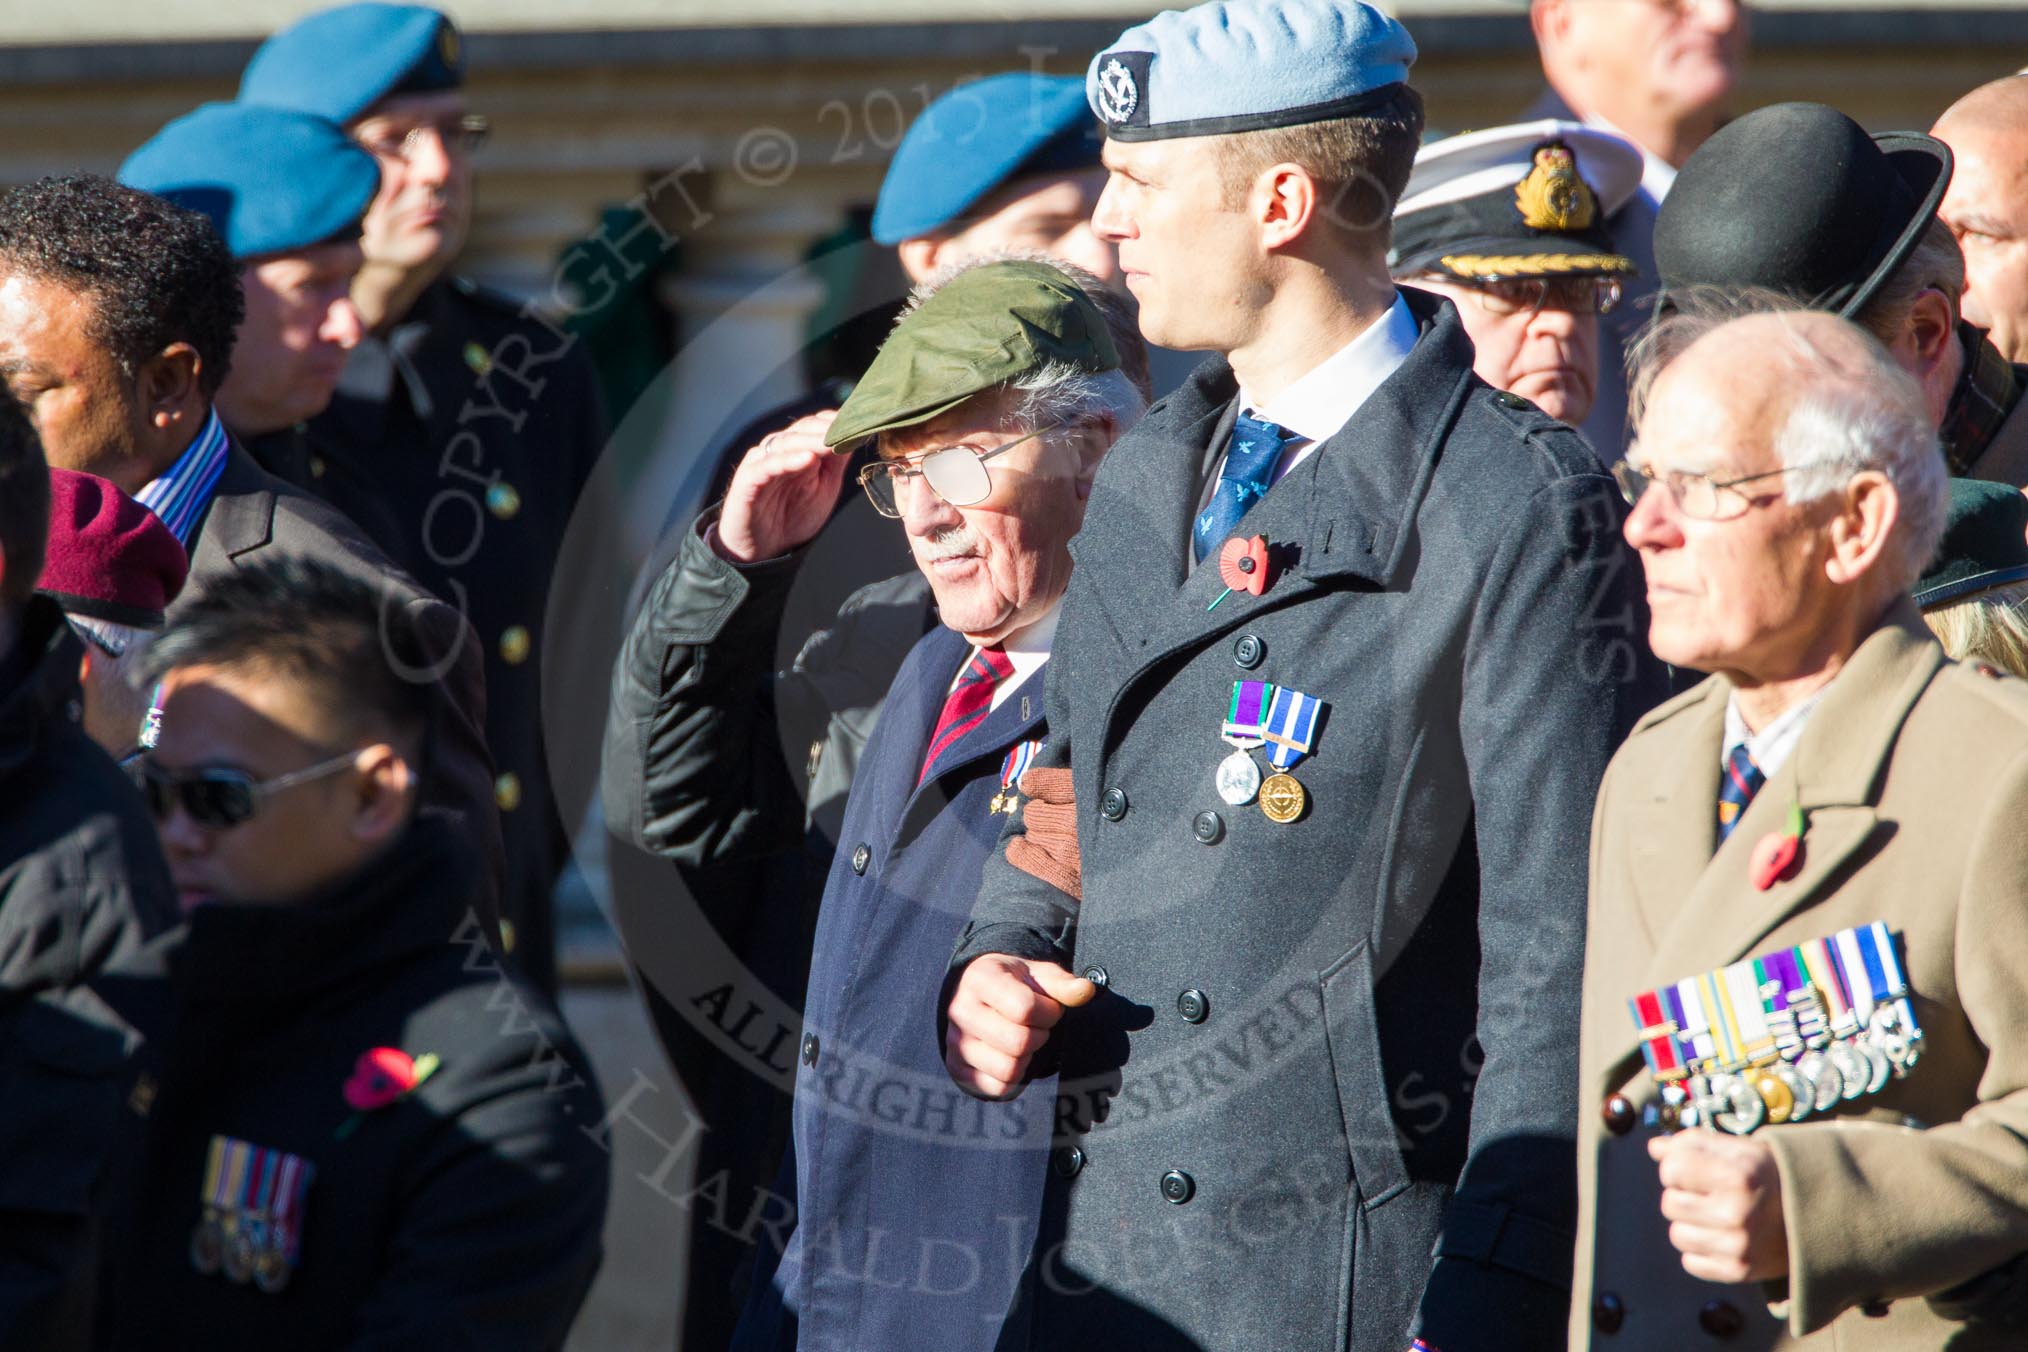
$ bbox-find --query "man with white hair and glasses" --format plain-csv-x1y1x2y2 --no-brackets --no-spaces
603,257,1148,1351
1575,302,2028,1347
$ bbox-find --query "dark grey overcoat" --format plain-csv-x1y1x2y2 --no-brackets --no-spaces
952,290,1668,1352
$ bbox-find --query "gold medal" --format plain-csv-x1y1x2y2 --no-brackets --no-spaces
1258,772,1306,824
1752,1069,1794,1124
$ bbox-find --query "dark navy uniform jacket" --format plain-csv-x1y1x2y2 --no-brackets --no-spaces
734,621,1057,1352
249,276,608,994
954,290,1669,1352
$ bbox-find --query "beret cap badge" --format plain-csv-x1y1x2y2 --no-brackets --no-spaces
1097,58,1140,125
1513,142,1597,233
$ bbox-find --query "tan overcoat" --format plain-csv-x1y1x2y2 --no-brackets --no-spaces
1574,602,2028,1349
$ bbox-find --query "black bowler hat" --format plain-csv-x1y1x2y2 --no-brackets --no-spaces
1916,478,2028,609
1654,102,1953,318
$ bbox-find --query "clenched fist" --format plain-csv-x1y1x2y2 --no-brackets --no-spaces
714,409,848,563
944,955,1097,1100
1650,1130,1790,1283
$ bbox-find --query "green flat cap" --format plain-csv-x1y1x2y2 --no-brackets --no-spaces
1916,478,2028,608
826,259,1120,449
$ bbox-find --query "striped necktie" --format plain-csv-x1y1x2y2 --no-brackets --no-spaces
1193,411,1293,563
920,646,1013,784
1717,744,1765,844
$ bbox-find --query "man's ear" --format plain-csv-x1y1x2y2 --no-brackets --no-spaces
1823,470,1901,587
1257,164,1321,252
896,236,946,285
1530,0,1571,58
1903,288,1958,380
1072,412,1118,500
348,743,417,846
138,342,205,431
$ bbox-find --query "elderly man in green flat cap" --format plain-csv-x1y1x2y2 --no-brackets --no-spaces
601,256,1146,1351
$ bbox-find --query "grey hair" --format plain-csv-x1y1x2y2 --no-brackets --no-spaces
900,250,1151,437
1629,290,1948,595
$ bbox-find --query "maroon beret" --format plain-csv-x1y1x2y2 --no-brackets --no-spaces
38,469,189,629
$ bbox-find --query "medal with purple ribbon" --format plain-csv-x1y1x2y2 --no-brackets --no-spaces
1217,681,1273,805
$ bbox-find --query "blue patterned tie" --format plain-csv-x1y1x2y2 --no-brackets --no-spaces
1717,744,1765,844
1194,411,1294,563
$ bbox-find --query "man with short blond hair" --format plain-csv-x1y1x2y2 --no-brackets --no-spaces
944,4,1665,1348
1577,307,2028,1347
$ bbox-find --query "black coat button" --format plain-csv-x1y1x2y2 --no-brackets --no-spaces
1159,1169,1195,1204
1232,634,1264,669
1100,787,1128,821
1602,1094,1635,1136
800,1033,820,1067
1697,1299,1744,1339
1177,989,1209,1024
1052,1145,1085,1179
850,843,871,875
1081,966,1108,989
1192,811,1224,844
1592,1293,1625,1334
1495,390,1529,410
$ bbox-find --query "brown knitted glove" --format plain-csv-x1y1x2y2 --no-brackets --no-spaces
1005,765,1081,902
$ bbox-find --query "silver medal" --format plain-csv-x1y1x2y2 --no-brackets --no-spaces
1216,749,1262,806
1797,1049,1844,1112
1829,1042,1870,1101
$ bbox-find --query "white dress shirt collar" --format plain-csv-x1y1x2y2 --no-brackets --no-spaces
1722,686,1827,781
950,599,1059,716
1237,290,1419,449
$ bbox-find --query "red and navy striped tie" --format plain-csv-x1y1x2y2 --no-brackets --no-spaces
920,646,1013,784
1717,744,1765,844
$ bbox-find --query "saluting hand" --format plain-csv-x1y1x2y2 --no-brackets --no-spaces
1650,1131,1790,1283
714,410,848,563
944,955,1097,1100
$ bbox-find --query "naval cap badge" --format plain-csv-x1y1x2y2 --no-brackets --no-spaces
1513,141,1598,233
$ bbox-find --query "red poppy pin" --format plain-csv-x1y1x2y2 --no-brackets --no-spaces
335,1048,440,1139
1208,535,1272,612
1749,802,1807,892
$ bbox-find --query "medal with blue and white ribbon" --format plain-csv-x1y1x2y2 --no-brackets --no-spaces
1257,686,1323,823
992,739,1043,814
1217,681,1274,805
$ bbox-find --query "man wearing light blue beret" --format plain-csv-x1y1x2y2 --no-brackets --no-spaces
120,102,375,444
944,3,1669,1350
235,3,612,1008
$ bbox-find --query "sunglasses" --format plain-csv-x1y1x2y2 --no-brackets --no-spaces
131,752,359,830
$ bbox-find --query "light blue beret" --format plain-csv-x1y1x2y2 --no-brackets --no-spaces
239,3,463,125
1087,0,1417,142
871,74,1101,246
119,103,379,261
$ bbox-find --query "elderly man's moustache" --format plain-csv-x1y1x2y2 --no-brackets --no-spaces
919,528,983,562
